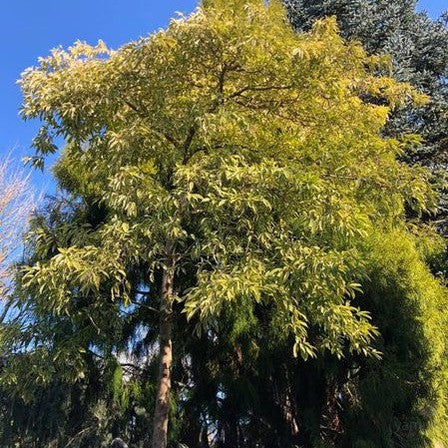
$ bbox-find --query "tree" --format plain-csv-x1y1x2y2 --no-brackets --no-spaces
5,0,447,446
0,158,33,316
284,0,448,235
282,1,448,445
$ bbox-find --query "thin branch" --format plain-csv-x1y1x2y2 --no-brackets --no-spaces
88,349,143,371
226,84,294,100
129,297,160,314
182,125,199,164
121,98,179,147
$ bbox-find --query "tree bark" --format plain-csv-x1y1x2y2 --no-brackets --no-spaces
321,375,344,443
151,262,174,448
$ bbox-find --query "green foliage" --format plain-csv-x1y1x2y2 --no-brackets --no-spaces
284,0,448,235
339,230,448,447
1,0,447,447
284,2,448,445
17,0,431,359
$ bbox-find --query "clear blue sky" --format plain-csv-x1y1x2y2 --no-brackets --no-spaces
0,0,445,192
419,0,446,16
0,0,197,190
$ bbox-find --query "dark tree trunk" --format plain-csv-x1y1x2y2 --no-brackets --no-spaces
151,262,174,448
321,375,344,443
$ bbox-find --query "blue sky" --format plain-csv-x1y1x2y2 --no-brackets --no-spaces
0,1,198,190
419,0,446,16
0,0,445,192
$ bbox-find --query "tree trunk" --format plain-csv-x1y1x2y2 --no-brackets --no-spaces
321,375,344,443
151,263,174,448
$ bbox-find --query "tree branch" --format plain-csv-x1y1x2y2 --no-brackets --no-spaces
121,98,179,147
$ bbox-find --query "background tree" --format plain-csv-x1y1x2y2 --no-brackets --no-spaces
0,158,34,315
1,1,447,447
284,0,448,235
0,158,35,444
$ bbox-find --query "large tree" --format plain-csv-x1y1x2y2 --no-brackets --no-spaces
3,0,447,447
